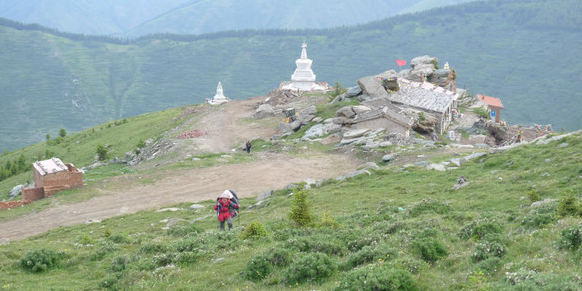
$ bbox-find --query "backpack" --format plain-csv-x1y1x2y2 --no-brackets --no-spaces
228,190,240,217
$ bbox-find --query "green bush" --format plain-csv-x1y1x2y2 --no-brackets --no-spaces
107,233,131,244
335,264,417,291
139,242,169,254
239,220,270,240
288,189,315,227
473,257,502,274
408,198,450,218
345,244,396,269
262,246,292,267
459,219,502,240
282,252,337,285
527,190,542,203
20,249,62,273
109,255,130,272
242,254,272,281
558,224,582,250
410,237,448,263
558,190,580,217
473,241,507,261
521,204,556,229
498,271,582,290
90,243,118,261
284,235,345,256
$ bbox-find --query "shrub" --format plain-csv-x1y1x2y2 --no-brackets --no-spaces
521,206,556,229
527,190,542,203
408,198,450,218
239,220,270,240
242,254,272,281
96,144,108,161
335,264,417,291
284,235,345,256
20,249,62,273
473,241,507,261
459,219,503,240
107,233,131,244
558,224,582,250
558,190,580,217
77,233,94,245
90,243,118,261
140,243,169,254
282,252,337,285
288,189,315,227
262,246,292,267
109,255,130,272
410,237,448,263
345,244,396,269
474,257,502,274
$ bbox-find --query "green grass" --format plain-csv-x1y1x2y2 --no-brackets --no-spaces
0,107,185,201
1,132,580,290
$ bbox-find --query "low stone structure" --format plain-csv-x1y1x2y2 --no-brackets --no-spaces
22,157,83,201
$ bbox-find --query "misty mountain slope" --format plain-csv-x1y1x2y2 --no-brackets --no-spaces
0,0,476,37
0,0,191,35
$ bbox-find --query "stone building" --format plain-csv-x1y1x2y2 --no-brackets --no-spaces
22,157,83,201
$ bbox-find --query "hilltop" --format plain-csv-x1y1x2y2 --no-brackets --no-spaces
1,0,581,152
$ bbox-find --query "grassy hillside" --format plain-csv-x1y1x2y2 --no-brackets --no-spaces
0,128,580,290
1,0,581,152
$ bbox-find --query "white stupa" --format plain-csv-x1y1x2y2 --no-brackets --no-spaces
206,81,230,105
281,41,328,92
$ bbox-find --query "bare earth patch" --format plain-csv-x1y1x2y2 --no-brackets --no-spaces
0,96,361,243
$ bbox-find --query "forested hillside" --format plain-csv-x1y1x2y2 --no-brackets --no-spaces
126,0,476,37
0,0,581,152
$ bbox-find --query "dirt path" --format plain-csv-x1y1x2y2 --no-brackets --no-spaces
0,96,361,243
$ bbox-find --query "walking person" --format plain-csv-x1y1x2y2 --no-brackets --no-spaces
214,190,239,231
245,140,252,153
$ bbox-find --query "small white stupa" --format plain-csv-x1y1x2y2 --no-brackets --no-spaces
206,81,230,105
280,41,328,92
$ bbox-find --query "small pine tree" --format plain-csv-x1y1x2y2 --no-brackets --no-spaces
558,190,580,217
59,128,67,138
96,144,108,161
288,189,314,227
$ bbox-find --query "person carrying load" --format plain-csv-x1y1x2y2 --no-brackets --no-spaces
214,190,240,231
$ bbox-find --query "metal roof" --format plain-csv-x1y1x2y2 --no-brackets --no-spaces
387,79,457,113
477,94,504,108
33,157,69,176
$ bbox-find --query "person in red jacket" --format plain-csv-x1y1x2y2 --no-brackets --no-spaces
214,191,239,231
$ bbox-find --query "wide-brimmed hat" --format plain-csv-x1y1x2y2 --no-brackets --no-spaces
218,190,233,199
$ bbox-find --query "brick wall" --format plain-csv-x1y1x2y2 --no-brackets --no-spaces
0,200,31,211
22,186,45,201
41,170,83,197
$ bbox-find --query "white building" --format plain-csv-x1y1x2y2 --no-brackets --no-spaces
281,41,328,92
206,81,230,105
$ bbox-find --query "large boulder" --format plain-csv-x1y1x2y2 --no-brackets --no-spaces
410,55,439,69
357,76,389,100
412,113,439,134
336,106,356,118
253,104,275,119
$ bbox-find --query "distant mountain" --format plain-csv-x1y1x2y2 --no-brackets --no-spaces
125,0,477,37
0,0,581,152
0,0,190,36
0,0,476,37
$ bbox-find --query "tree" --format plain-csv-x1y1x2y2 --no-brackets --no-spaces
96,144,108,161
45,134,51,141
59,128,67,138
288,189,314,227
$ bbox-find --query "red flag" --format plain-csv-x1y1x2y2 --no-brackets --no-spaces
396,59,406,67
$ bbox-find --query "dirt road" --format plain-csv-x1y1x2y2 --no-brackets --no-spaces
0,96,361,243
